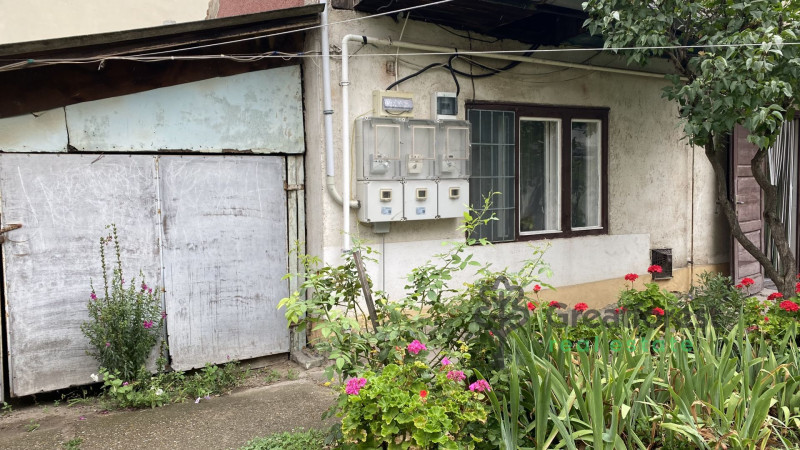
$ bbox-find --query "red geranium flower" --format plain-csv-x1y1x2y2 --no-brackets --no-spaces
614,307,621,314
574,302,588,312
780,300,799,312
741,277,755,287
420,390,427,399
624,273,638,282
735,284,744,289
767,292,783,301
549,301,561,309
795,282,800,293
647,265,663,274
527,301,535,311
652,307,665,316
533,284,542,293
764,316,769,322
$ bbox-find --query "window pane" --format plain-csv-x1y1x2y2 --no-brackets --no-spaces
571,120,601,228
468,110,515,242
519,119,560,233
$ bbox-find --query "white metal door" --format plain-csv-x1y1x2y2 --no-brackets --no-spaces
158,156,290,371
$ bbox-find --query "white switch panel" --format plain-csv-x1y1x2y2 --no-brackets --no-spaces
403,180,438,221
437,179,469,219
357,181,404,222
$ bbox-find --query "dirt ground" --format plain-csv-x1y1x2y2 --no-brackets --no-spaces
0,358,337,450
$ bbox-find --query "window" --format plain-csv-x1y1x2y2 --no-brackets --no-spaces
468,104,608,242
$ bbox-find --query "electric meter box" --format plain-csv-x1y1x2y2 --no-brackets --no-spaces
402,119,437,179
354,117,403,180
404,180,438,220
357,181,404,222
436,120,471,179
437,179,469,218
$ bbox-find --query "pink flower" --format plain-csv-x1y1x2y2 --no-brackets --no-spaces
441,357,451,366
574,303,588,313
141,283,148,291
78,416,86,421
469,380,491,392
90,292,97,300
624,273,638,282
533,284,541,293
407,340,427,355
143,320,154,329
652,307,665,316
147,288,153,294
747,325,759,332
447,370,466,381
105,342,110,347
647,265,663,274
345,377,367,395
122,382,129,386
161,311,167,319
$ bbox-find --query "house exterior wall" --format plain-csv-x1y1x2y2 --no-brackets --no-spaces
302,10,729,307
0,0,209,44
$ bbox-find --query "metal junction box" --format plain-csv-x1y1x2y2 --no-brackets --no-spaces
354,116,471,223
403,180,438,220
437,121,470,179
354,117,403,180
437,179,469,219
402,120,437,179
357,181,404,222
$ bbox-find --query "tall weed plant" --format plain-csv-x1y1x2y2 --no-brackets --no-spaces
81,224,164,381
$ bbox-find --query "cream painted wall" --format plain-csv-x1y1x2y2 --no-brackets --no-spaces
0,0,209,44
302,10,728,301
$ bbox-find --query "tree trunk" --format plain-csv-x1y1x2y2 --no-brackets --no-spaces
704,135,797,297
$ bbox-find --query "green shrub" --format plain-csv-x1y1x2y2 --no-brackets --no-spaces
338,351,488,449
239,429,326,450
686,272,744,332
81,224,164,381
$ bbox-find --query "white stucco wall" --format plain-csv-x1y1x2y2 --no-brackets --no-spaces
302,10,727,299
0,0,210,44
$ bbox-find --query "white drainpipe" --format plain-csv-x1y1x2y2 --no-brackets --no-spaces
320,0,358,251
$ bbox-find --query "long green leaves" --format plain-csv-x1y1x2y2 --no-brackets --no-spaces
492,318,800,448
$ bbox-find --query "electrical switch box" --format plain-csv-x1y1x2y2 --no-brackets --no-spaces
357,181,404,222
402,120,437,179
404,180,437,220
355,117,403,180
437,121,470,179
437,179,469,218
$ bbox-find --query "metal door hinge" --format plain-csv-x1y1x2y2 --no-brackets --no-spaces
284,183,305,191
0,223,22,235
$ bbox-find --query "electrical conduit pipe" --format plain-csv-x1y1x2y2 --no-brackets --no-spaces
321,1,359,253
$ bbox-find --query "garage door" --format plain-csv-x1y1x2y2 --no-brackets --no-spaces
0,154,289,396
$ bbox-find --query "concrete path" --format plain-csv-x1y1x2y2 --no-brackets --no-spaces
0,368,337,450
